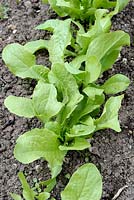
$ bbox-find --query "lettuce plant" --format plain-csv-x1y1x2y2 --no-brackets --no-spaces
2,19,130,179
2,1,130,199
11,163,102,200
43,0,129,21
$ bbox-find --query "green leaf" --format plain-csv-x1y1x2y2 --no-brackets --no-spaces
47,0,67,17
59,138,90,150
37,192,50,200
10,193,22,200
49,64,83,124
14,128,66,177
56,0,81,19
86,31,130,72
70,95,105,126
24,39,49,54
113,0,130,14
36,19,71,64
32,80,63,123
45,121,61,135
61,163,102,200
18,172,35,200
69,117,95,137
95,95,124,132
65,62,85,75
101,74,130,94
2,43,36,78
85,56,101,83
19,65,49,81
40,178,56,193
100,49,120,72
92,0,116,9
70,55,86,69
42,0,48,3
4,96,35,118
83,86,104,100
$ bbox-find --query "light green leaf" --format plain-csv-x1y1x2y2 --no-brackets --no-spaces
47,0,67,17
20,65,49,81
65,62,86,76
70,95,105,126
70,55,86,69
2,43,36,78
49,64,83,123
32,81,63,123
95,95,124,132
36,19,61,31
59,138,90,151
37,192,50,200
69,118,95,137
10,193,22,200
14,128,66,177
37,19,71,64
45,121,61,135
56,0,81,19
101,74,130,94
92,0,116,9
18,172,35,200
83,86,104,100
42,0,48,3
61,163,102,200
4,96,34,118
24,39,48,54
101,49,120,72
86,31,130,72
112,0,130,15
85,56,101,83
75,9,111,54
40,178,56,193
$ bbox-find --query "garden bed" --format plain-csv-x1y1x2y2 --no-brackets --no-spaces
0,0,134,199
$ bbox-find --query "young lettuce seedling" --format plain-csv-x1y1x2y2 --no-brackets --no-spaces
11,163,102,200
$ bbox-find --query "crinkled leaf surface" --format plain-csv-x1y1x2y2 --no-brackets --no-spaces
86,31,130,72
101,74,130,94
32,80,63,123
95,95,124,132
49,64,83,123
36,19,71,64
14,128,66,177
78,9,112,53
59,138,90,151
20,65,49,81
61,163,102,200
4,96,34,118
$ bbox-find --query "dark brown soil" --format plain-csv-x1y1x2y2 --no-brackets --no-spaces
0,1,134,200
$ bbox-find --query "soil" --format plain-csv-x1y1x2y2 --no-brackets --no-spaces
0,1,134,200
